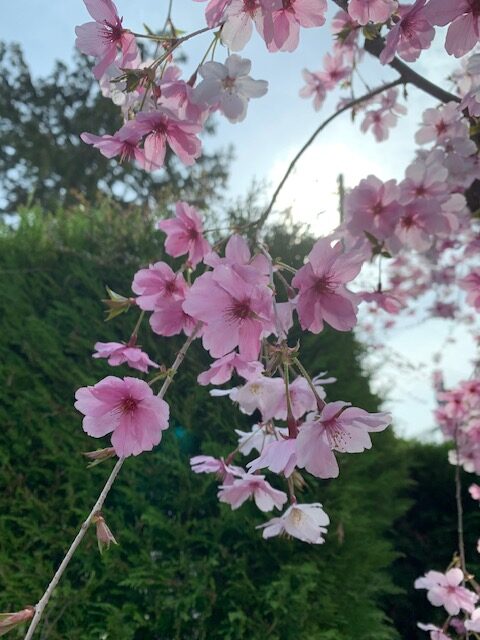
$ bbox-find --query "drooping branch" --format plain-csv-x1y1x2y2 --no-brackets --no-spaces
254,77,404,230
332,0,460,105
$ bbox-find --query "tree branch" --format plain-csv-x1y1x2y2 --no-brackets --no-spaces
332,0,460,105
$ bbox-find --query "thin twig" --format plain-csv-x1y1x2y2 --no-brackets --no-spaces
254,77,404,230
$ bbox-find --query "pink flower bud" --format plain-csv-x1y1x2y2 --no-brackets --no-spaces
93,513,118,554
82,447,116,468
0,607,35,636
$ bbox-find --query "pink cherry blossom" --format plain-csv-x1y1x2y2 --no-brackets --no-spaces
190,455,244,485
347,0,397,26
399,160,448,205
193,55,268,123
218,474,288,511
234,424,289,455
75,0,139,80
132,261,187,310
221,0,271,51
344,175,402,241
121,108,202,170
417,623,451,640
150,296,198,337
80,128,145,165
465,608,480,632
292,237,364,333
359,291,404,313
267,0,327,52
460,269,480,311
318,52,351,89
392,199,450,252
425,0,480,58
157,201,210,267
414,568,478,615
361,109,398,142
296,401,391,478
248,438,297,477
93,342,159,372
183,266,275,360
205,234,270,285
380,0,435,64
194,0,230,27
299,70,327,111
257,502,330,543
415,103,466,146
228,375,285,420
74,376,170,457
197,351,264,385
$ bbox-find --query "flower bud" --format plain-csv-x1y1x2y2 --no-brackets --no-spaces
82,447,116,468
93,513,118,554
0,607,35,636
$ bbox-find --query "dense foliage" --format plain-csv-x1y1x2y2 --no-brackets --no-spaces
0,203,418,639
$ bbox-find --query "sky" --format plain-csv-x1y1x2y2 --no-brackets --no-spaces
1,1,477,440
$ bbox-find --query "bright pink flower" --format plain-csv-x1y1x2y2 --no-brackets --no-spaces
75,0,138,80
183,266,275,359
93,342,159,372
257,502,330,543
380,0,435,64
268,0,327,52
296,401,391,478
150,296,198,338
469,483,480,501
80,127,145,165
190,455,244,485
425,0,480,58
292,237,364,333
157,202,210,267
218,474,288,511
197,351,264,385
344,175,402,240
132,261,187,310
122,109,202,170
347,0,397,25
75,376,169,457
414,568,478,615
460,269,480,311
299,69,327,111
248,438,297,477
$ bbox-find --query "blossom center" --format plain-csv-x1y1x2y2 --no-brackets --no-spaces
314,275,335,295
226,298,253,322
222,76,237,92
102,18,125,45
120,396,139,414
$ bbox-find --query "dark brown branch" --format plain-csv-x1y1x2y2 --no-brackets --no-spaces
332,0,460,105
254,77,404,230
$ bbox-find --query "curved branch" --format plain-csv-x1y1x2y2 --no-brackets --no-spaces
254,77,404,230
332,0,460,105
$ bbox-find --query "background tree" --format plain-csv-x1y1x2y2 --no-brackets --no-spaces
0,42,231,214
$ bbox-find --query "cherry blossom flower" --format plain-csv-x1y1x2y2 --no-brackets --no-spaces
460,269,480,311
205,234,270,285
267,0,327,52
121,108,202,170
296,401,391,478
190,455,244,485
193,55,268,123
93,342,159,372
392,199,450,252
93,513,118,553
234,423,288,455
227,375,285,420
399,160,448,205
299,70,327,111
183,267,275,359
248,438,297,477
318,52,351,89
257,502,330,543
80,128,145,165
132,261,187,311
75,376,170,457
157,201,210,267
425,0,480,58
417,623,451,640
380,0,435,64
221,0,272,51
347,0,397,26
359,291,404,313
218,474,288,511
415,103,466,146
361,109,398,142
344,175,402,241
292,237,364,333
194,0,230,27
414,568,478,615
75,0,139,80
465,608,480,632
150,296,198,337
197,351,264,385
